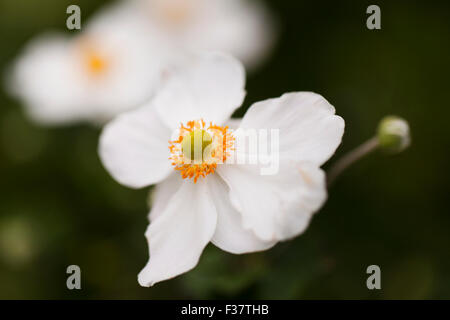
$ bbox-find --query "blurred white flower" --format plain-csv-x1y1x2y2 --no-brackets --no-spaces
8,8,169,125
116,0,278,70
99,52,344,286
8,0,276,125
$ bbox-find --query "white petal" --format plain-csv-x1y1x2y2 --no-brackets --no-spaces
239,92,345,166
148,173,183,222
138,180,217,286
8,6,170,126
207,174,276,254
217,161,327,242
8,34,88,125
84,2,171,120
154,52,246,129
172,0,277,70
99,105,172,188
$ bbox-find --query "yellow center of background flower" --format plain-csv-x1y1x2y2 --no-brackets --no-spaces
75,38,110,77
86,52,108,75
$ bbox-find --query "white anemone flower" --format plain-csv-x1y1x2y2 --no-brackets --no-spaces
99,52,345,286
8,8,168,125
114,0,277,70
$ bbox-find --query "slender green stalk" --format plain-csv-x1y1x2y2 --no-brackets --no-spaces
327,137,379,187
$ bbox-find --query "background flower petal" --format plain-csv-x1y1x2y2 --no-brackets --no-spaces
7,34,88,125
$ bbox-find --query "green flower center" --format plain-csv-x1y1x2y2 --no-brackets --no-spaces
181,129,212,161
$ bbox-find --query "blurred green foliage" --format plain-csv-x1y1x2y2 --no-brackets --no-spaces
0,0,449,299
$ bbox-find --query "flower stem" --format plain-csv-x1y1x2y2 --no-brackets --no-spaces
327,137,379,187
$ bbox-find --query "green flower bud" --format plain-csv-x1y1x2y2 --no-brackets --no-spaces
377,116,411,153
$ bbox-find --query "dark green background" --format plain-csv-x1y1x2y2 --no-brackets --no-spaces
0,0,449,299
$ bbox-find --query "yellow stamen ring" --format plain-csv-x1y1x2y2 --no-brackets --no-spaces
169,119,234,182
